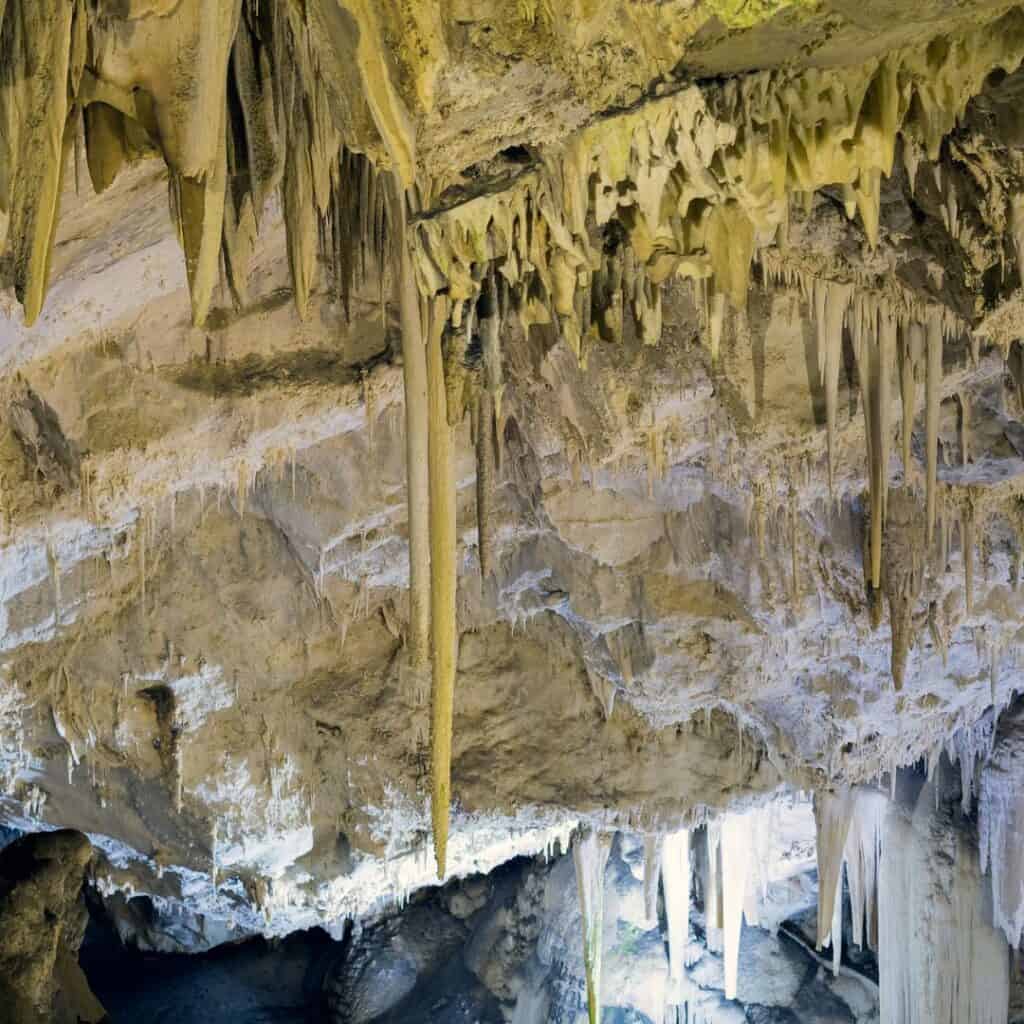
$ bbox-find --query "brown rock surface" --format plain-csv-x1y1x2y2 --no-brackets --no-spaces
0,829,105,1024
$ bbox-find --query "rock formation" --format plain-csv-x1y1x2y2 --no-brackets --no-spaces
0,829,105,1024
2,0,1024,1020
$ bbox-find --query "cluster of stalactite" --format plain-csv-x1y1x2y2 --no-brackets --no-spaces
5,0,1024,879
406,10,1024,703
0,0,398,328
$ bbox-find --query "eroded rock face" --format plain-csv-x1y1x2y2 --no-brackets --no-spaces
0,829,105,1024
0,0,1022,985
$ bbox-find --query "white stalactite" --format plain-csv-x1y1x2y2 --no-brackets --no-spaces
662,829,692,990
720,813,753,1001
845,789,887,951
880,782,1009,1024
705,821,723,955
816,786,889,972
979,706,1024,948
643,833,662,927
815,787,854,971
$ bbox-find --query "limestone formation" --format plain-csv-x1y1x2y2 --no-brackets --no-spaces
2,1,1024,1020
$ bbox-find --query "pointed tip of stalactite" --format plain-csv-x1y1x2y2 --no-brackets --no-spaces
17,278,46,329
892,659,905,692
434,843,447,881
21,304,41,330
431,787,451,882
190,303,210,330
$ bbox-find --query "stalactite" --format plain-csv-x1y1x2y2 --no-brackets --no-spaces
172,130,228,328
846,790,886,952
282,95,318,321
708,291,727,368
980,706,1024,948
854,168,882,248
482,274,505,451
573,830,611,1024
0,0,78,326
662,829,692,991
884,488,926,689
472,277,499,580
720,813,752,1001
878,310,896,524
387,177,430,671
705,821,724,954
925,314,943,546
880,782,1009,1024
813,280,853,493
426,294,457,879
788,488,800,605
962,500,976,616
815,788,854,973
854,300,897,589
475,389,496,580
138,518,147,614
643,833,662,927
899,322,924,480
957,392,971,466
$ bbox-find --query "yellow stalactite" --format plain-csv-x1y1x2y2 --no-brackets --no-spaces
388,176,431,671
427,295,457,879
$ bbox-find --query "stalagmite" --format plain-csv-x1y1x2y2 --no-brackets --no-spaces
662,829,692,989
925,314,943,546
427,295,457,879
573,830,611,1024
387,178,430,670
720,814,752,1001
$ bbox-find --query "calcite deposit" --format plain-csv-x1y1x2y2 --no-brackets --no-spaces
2,1,1024,1021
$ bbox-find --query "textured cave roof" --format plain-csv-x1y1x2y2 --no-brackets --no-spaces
0,0,1023,942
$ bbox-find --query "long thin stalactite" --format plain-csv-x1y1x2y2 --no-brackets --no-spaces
426,295,457,878
388,176,431,672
